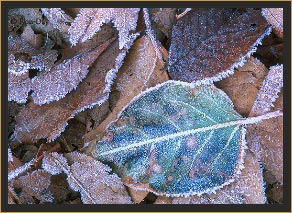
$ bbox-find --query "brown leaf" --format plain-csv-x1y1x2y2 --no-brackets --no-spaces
69,8,140,49
43,152,132,204
168,8,271,83
215,56,268,117
128,187,148,204
30,37,115,105
155,150,266,204
149,8,177,38
247,91,283,183
13,170,53,203
249,64,283,117
14,27,136,142
262,8,283,39
84,36,169,143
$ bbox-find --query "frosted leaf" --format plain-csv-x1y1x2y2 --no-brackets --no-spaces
84,36,169,142
69,8,140,49
30,38,114,105
155,150,266,204
8,158,34,181
249,64,283,117
168,8,271,83
247,92,283,183
41,8,73,33
42,152,69,175
13,170,54,203
44,152,132,204
14,35,135,142
94,81,281,197
262,8,283,39
8,36,58,74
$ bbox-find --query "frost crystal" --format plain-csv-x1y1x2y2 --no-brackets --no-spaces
69,8,140,49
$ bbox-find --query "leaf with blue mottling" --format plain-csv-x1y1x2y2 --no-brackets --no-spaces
94,81,282,197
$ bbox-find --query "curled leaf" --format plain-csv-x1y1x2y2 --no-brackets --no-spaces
168,8,271,83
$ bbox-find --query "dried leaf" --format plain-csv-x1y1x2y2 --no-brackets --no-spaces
168,8,271,83
249,64,283,117
30,38,114,105
43,152,132,204
94,81,281,197
262,8,283,39
84,36,169,142
155,150,266,204
13,170,53,203
247,92,283,183
69,8,140,49
216,56,268,117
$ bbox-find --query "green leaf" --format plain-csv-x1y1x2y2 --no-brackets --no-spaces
94,81,247,197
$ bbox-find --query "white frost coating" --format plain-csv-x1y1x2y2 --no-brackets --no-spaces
250,63,283,116
8,158,34,181
191,26,272,85
99,111,282,157
8,148,13,162
8,60,30,75
48,32,138,142
143,8,162,60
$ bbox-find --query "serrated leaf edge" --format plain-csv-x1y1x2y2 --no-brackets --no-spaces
190,26,272,85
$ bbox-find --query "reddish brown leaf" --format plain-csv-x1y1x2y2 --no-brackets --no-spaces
216,56,268,117
168,8,271,83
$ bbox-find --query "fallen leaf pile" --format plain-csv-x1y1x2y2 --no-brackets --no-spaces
7,7,284,205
